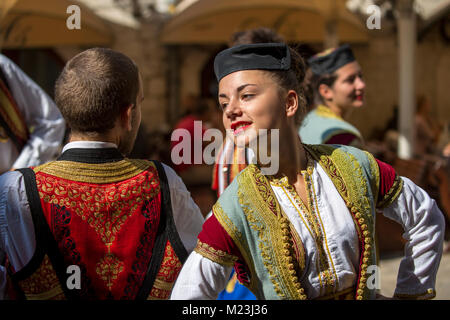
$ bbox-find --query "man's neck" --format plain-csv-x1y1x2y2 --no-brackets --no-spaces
69,131,118,145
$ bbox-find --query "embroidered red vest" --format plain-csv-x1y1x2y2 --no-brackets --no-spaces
6,149,187,300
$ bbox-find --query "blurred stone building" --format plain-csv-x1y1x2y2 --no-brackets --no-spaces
2,0,449,249
2,0,449,143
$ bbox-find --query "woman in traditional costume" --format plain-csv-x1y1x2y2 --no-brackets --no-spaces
299,44,365,148
171,43,445,300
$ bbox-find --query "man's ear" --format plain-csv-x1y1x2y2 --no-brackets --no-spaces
318,83,333,101
285,90,298,118
120,104,134,131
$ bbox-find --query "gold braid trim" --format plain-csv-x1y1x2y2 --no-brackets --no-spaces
394,288,436,300
304,144,375,300
238,165,306,300
18,255,65,300
277,172,337,294
364,151,381,205
213,202,258,293
308,168,340,294
314,105,342,120
376,175,404,209
313,105,363,143
194,240,238,267
24,286,64,300
315,286,355,300
34,159,152,184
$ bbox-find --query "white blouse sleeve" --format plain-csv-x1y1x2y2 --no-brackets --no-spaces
170,251,232,300
163,164,205,253
0,54,66,169
0,171,36,300
381,177,445,299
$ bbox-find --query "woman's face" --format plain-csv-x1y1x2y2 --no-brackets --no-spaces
328,61,365,110
218,70,288,147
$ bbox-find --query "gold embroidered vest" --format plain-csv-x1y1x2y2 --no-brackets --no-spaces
211,144,401,300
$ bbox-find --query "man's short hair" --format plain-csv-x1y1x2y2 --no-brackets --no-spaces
55,48,139,133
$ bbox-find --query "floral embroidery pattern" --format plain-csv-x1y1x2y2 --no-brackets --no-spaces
96,253,124,290
18,255,65,300
37,172,160,245
121,197,161,299
34,160,163,295
148,241,183,300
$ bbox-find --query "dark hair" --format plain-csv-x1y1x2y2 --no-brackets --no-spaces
269,48,307,124
308,71,338,105
55,47,139,133
302,68,315,112
230,28,307,124
230,27,285,46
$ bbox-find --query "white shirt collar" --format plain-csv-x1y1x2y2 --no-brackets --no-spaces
62,141,118,153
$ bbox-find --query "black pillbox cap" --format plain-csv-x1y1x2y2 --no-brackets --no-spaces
214,43,291,82
307,44,355,76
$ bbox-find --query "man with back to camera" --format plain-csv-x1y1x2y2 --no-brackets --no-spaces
0,48,204,300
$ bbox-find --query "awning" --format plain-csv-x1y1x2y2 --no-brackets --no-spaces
162,0,369,45
0,0,114,48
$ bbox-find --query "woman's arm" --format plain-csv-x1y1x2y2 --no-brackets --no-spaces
171,251,233,300
381,177,445,299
